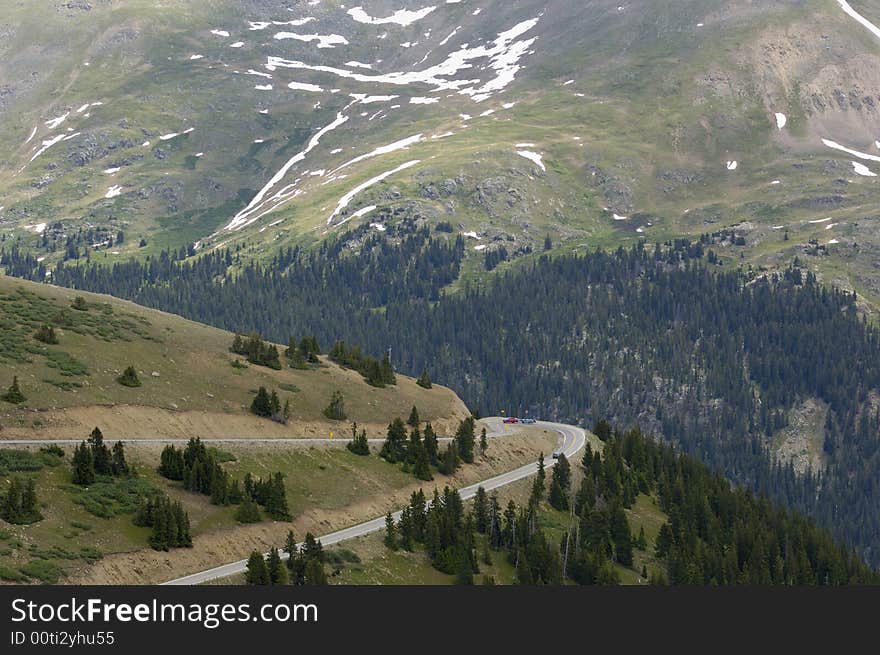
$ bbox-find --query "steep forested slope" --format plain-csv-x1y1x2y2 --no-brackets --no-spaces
7,233,880,567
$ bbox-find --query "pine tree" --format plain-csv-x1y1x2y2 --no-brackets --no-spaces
474,486,489,534
398,507,414,551
283,530,298,564
407,406,420,428
111,441,129,476
246,550,270,585
416,367,432,389
455,417,476,464
384,512,397,550
267,547,288,585
1,377,26,404
380,417,407,463
413,442,433,481
323,390,346,420
548,453,571,510
610,503,634,567
250,386,273,417
89,427,111,476
265,472,291,521
480,427,488,456
0,477,39,524
71,441,95,485
379,352,396,385
423,422,439,466
346,422,370,455
439,441,459,475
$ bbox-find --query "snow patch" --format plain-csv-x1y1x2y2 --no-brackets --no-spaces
775,112,787,130
410,96,439,104
852,161,877,176
835,1,880,40
103,167,121,174
516,150,545,171
226,112,349,231
105,185,123,199
822,138,880,162
210,29,230,37
329,160,421,225
332,134,424,173
347,6,437,26
45,113,69,130
726,160,738,170
273,32,348,48
287,81,324,92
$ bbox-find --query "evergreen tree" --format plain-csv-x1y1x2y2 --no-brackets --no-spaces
2,477,43,524
323,390,346,420
480,427,488,456
407,405,420,428
1,377,26,404
346,422,370,455
246,550,270,585
548,453,571,511
439,441,459,475
416,367,432,389
251,386,273,417
380,418,407,463
89,427,111,476
111,441,129,476
267,547,288,585
384,512,397,550
474,486,489,534
71,441,95,485
455,417,476,464
283,530,298,564
423,422,439,466
609,503,634,567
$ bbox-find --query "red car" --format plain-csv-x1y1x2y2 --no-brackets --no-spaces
502,417,519,424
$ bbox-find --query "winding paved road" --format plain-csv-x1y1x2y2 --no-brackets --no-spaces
161,418,586,585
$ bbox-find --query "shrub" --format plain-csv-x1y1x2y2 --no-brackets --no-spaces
34,324,59,344
20,559,62,583
116,366,141,387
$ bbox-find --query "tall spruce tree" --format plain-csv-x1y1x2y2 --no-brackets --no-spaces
71,441,95,485
89,427,111,476
455,417,476,464
246,550,270,585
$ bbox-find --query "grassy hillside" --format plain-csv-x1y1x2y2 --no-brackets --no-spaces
0,275,469,438
0,427,556,584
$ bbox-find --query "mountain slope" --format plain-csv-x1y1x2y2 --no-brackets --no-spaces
3,1,880,301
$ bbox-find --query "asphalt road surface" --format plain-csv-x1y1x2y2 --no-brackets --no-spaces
161,418,586,585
